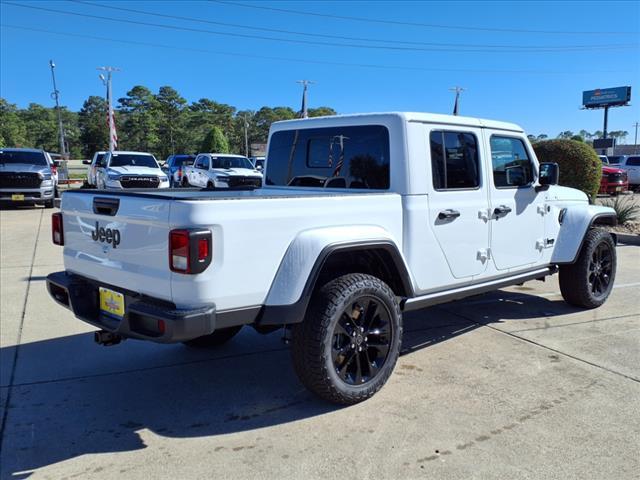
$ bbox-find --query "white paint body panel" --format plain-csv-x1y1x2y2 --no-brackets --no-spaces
58,112,616,314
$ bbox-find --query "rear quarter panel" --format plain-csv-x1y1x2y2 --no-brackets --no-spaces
169,193,403,310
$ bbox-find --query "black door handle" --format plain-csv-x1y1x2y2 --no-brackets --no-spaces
494,205,512,215
438,209,461,220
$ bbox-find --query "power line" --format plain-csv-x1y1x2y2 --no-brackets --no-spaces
0,24,634,76
212,0,640,36
67,0,636,51
2,2,637,54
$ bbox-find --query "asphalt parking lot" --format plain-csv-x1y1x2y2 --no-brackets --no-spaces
1,206,639,479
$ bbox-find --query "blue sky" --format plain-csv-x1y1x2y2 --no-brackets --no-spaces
1,0,639,138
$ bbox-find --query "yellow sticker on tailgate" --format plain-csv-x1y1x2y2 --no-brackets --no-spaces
99,287,125,318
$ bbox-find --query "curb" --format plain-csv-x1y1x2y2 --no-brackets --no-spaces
616,233,640,246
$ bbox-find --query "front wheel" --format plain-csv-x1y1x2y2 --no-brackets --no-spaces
291,273,402,405
182,177,189,187
559,229,616,308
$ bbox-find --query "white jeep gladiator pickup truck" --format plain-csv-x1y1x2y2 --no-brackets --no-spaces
46,112,618,405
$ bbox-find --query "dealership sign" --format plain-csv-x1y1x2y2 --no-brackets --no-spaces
582,86,631,108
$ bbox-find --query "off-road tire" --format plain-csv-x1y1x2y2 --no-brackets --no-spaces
183,325,243,348
182,178,190,187
559,229,616,308
44,199,54,209
291,273,402,405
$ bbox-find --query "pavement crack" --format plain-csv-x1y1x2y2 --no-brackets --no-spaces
508,313,640,334
440,307,640,384
0,208,43,453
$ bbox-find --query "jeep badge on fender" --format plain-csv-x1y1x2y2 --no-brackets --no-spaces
91,221,121,249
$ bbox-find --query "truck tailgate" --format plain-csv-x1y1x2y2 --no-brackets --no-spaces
61,191,172,301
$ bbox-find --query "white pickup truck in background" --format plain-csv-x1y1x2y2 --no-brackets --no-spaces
47,112,618,405
94,151,170,189
183,153,263,188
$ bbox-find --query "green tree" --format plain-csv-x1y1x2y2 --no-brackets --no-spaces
308,107,337,117
571,135,584,142
118,86,159,153
0,98,27,147
188,98,236,153
200,126,229,153
253,106,296,143
557,130,574,139
533,139,601,201
78,96,108,157
609,130,629,144
19,103,59,151
155,86,188,159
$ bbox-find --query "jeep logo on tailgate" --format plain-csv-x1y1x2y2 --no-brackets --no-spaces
91,221,121,249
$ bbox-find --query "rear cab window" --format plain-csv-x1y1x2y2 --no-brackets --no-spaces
626,157,640,166
266,125,390,189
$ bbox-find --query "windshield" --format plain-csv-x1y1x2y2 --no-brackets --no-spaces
598,156,609,164
0,150,48,166
109,154,158,168
608,156,623,164
211,156,254,169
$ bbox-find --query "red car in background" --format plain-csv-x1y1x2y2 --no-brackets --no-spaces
598,156,629,195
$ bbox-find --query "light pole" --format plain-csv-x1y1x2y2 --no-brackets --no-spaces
49,60,67,158
97,66,120,151
634,122,639,154
297,80,316,118
242,114,249,157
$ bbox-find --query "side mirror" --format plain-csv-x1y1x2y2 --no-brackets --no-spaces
256,165,263,171
82,160,91,165
537,162,559,191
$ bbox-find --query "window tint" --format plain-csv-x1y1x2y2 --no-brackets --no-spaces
490,136,534,188
266,125,389,189
0,150,47,165
109,154,158,168
627,157,640,166
430,131,479,190
608,156,623,164
211,156,253,169
201,156,210,169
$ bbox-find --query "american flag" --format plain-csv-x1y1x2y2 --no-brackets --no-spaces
332,135,349,177
106,84,118,150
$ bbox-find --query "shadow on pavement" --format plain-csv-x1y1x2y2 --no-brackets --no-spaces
0,290,580,477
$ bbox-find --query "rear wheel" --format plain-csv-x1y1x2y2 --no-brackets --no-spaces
291,273,402,405
183,325,243,348
207,181,214,189
182,177,189,187
44,199,54,209
559,229,616,308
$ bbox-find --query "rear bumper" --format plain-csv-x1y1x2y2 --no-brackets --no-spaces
46,271,216,343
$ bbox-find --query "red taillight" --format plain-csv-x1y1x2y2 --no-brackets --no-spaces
52,212,64,245
198,237,209,261
169,230,190,273
169,229,212,274
51,164,57,175
178,166,182,179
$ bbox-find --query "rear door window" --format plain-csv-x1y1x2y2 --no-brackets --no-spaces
429,131,480,190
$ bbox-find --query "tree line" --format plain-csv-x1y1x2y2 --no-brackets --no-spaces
0,85,336,159
528,129,630,144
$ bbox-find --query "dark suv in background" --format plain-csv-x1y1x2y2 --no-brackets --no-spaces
163,154,195,187
0,148,58,208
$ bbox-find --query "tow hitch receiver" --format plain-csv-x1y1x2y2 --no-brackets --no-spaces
94,330,123,346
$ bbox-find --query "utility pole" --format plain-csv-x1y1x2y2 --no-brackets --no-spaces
243,114,249,157
97,66,121,151
49,60,67,159
449,86,465,116
633,122,639,154
297,80,316,118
